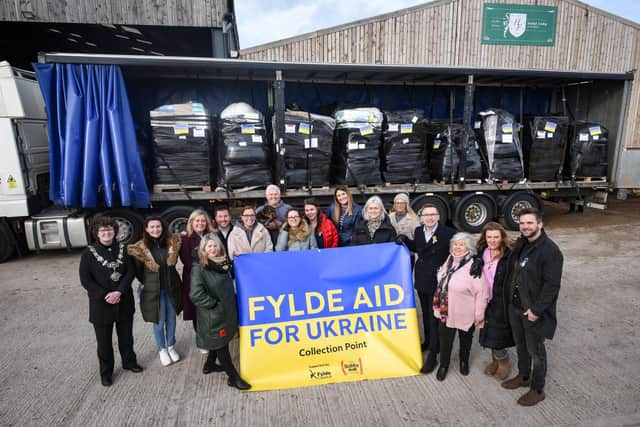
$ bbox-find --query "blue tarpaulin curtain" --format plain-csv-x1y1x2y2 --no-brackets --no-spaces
33,63,150,208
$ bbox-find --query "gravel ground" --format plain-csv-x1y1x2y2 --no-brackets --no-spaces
0,198,639,426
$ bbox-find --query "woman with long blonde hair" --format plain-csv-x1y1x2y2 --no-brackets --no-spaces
325,186,362,246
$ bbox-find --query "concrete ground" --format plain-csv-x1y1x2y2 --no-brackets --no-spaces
1,198,639,426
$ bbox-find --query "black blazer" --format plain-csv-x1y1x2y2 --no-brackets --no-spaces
79,242,135,325
405,223,456,294
509,229,563,340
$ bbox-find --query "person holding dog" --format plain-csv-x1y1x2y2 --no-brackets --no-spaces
256,184,292,246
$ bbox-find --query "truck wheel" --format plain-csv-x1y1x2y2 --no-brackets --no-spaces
411,195,449,225
98,210,144,245
453,194,496,233
0,223,16,263
161,206,199,235
501,192,540,231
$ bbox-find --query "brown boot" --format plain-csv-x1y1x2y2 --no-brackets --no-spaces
494,354,510,380
501,374,530,389
517,388,546,406
484,354,498,376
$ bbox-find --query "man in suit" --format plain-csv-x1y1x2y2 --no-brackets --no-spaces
403,203,456,374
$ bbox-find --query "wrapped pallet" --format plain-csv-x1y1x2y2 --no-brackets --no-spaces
475,109,524,182
429,123,483,183
278,110,335,188
219,102,271,189
382,110,429,183
568,122,608,179
150,101,213,187
332,107,383,186
525,116,569,181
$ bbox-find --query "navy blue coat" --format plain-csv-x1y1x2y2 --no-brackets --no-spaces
405,223,456,294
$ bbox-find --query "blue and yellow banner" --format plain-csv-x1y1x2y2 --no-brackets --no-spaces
235,243,422,391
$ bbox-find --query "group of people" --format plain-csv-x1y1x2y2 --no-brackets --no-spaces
79,184,563,407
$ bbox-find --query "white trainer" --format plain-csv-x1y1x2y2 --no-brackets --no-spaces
198,348,210,355
168,346,181,363
159,348,172,366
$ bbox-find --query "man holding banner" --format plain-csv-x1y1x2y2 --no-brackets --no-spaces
234,243,422,391
401,204,455,374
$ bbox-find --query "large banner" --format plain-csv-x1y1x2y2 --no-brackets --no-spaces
235,243,422,391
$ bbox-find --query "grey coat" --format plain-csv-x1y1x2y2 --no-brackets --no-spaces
275,230,318,251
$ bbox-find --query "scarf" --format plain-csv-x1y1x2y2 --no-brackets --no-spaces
433,253,471,324
367,218,382,239
205,256,233,274
288,221,310,245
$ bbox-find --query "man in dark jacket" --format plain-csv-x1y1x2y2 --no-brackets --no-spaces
501,207,563,407
403,203,455,374
214,205,234,252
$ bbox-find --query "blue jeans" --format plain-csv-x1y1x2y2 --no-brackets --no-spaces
152,289,176,350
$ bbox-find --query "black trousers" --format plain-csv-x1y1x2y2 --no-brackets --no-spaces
438,323,474,369
205,344,239,379
93,320,137,378
509,304,547,390
418,291,440,354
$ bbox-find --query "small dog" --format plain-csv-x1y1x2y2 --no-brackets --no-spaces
256,205,278,227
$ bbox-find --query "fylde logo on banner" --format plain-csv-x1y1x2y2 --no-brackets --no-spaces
234,243,422,391
504,13,527,38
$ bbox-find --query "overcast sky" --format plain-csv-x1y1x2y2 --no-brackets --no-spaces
236,0,640,49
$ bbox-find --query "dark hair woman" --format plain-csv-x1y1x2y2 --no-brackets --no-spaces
303,198,338,249
476,221,515,380
79,216,142,386
325,185,362,247
128,216,183,367
190,233,251,390
275,208,318,251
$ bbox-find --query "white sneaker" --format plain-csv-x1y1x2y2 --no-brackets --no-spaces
159,348,172,366
168,346,181,363
198,348,210,355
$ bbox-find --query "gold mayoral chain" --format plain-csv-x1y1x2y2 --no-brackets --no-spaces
89,243,126,282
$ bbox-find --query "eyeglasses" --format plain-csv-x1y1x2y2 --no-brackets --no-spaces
420,213,439,217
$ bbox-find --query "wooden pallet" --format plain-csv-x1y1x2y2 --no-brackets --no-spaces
153,184,211,193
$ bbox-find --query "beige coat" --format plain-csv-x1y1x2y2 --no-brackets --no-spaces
389,212,420,239
227,222,273,259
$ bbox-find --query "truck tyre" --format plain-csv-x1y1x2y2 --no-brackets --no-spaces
453,193,496,233
96,210,144,245
161,206,200,235
411,195,450,225
0,222,16,263
501,192,540,231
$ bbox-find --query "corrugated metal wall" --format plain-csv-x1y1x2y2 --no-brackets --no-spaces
241,0,640,149
0,0,228,27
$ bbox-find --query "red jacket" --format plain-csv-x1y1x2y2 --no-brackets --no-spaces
318,213,339,248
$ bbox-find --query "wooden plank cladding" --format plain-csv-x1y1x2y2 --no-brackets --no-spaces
240,0,640,149
0,0,228,27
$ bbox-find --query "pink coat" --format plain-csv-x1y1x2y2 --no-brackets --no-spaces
434,257,489,331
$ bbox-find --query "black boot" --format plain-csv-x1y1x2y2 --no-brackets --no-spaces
202,352,224,374
436,366,448,381
460,360,470,376
421,352,438,374
227,376,251,390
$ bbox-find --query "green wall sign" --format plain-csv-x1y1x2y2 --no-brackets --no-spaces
482,3,557,46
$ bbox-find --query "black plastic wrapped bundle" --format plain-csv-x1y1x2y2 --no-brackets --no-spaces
429,123,482,182
525,116,569,181
150,102,213,186
332,108,383,186
219,102,271,188
475,109,524,181
568,122,608,179
278,110,335,187
382,110,429,183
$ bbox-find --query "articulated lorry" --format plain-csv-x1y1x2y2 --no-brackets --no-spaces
0,54,635,262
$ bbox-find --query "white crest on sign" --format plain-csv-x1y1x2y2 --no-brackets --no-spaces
504,13,527,38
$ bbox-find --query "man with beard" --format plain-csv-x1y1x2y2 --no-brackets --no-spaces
214,205,234,252
501,207,563,407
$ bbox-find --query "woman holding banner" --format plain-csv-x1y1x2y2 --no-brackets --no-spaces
227,206,274,259
351,196,397,245
275,208,318,251
326,186,362,247
190,233,251,390
433,232,488,381
303,198,339,249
